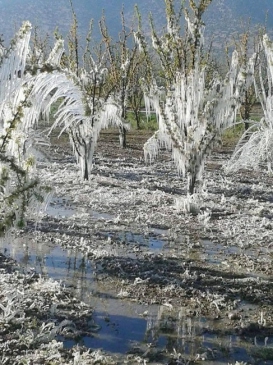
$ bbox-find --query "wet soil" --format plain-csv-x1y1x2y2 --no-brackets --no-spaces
1,128,273,364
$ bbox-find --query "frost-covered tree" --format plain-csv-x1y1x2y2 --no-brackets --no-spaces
100,9,145,147
135,0,255,195
127,60,145,129
0,19,128,232
60,35,128,178
0,22,52,232
46,11,128,180
226,34,273,173
226,23,262,131
31,58,126,180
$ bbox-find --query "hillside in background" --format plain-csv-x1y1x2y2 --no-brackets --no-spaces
0,0,272,48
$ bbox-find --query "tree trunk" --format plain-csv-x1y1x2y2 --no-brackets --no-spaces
135,111,141,129
83,157,89,180
244,120,250,130
240,90,251,130
119,126,127,148
187,171,197,195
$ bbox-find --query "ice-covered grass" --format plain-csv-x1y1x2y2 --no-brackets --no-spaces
0,252,118,364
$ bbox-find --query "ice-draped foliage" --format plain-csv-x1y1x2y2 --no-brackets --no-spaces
0,22,44,231
78,56,129,176
0,22,30,112
1,24,127,232
226,34,273,173
30,67,125,180
0,23,79,231
0,21,125,230
137,10,255,194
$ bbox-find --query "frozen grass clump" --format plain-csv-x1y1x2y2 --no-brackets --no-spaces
0,256,116,364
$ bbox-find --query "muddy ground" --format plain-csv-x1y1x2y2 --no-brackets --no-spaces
1,129,273,364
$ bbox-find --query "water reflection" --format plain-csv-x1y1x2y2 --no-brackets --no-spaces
0,235,92,299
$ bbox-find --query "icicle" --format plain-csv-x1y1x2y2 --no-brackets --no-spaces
0,21,31,117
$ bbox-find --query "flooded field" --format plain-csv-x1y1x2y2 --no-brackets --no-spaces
1,131,273,364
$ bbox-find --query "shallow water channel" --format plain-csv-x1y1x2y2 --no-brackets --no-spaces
1,197,272,363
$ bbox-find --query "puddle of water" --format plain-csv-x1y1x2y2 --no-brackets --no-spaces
202,239,273,281
0,237,92,292
97,230,166,252
0,235,272,362
62,305,257,362
91,210,115,221
202,239,273,261
118,231,165,251
1,198,272,362
45,197,75,218
45,201,167,253
0,236,162,352
63,311,152,354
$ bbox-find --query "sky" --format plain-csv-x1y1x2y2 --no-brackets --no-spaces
0,0,272,47
0,0,141,45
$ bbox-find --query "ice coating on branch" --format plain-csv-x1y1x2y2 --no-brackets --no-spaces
134,31,145,53
0,22,33,160
185,12,204,48
29,66,124,179
263,34,273,75
46,39,64,67
144,47,252,185
226,34,273,173
0,21,31,118
0,22,43,230
29,72,86,131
